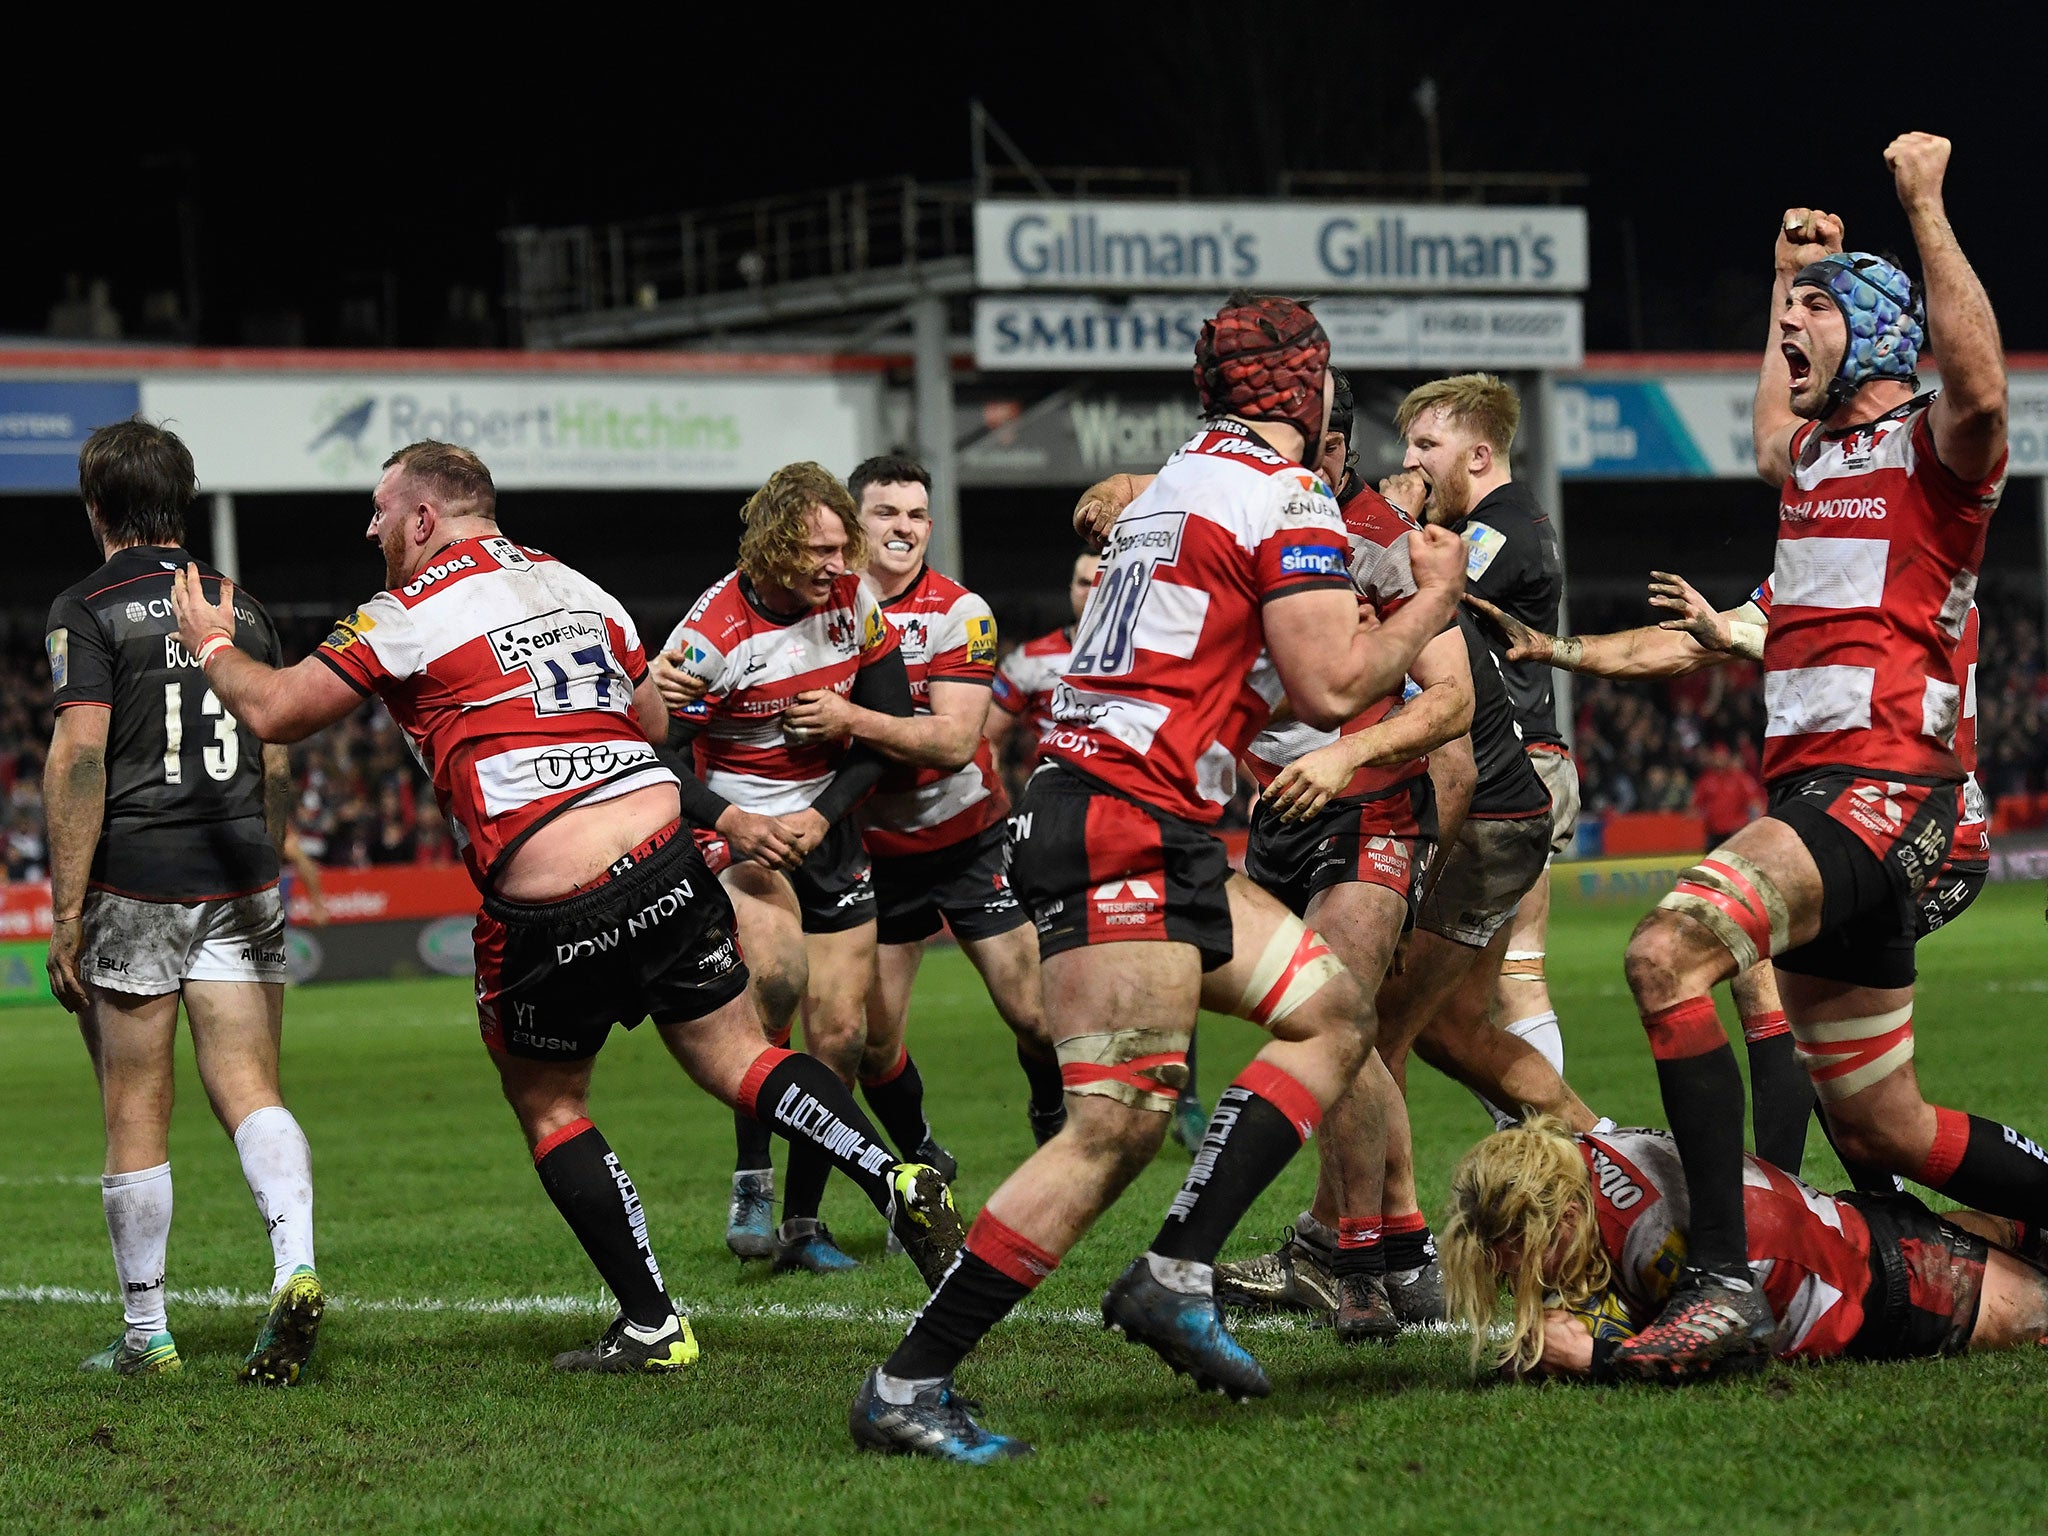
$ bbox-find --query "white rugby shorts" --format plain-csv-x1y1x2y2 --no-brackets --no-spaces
80,887,289,994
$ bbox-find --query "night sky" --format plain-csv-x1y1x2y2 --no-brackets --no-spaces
10,17,2047,354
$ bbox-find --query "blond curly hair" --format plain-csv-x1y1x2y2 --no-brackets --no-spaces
1440,1114,1612,1376
736,462,865,591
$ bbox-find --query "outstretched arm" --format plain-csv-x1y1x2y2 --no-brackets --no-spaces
1465,571,1761,681
171,567,361,742
1756,207,1844,484
1889,133,2007,482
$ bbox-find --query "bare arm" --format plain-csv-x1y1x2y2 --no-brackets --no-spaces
1267,525,1465,730
171,567,362,742
1756,208,1845,483
262,743,293,851
983,701,1018,751
1464,586,1759,680
787,678,990,771
43,705,108,1013
1888,133,2006,482
1073,472,1156,552
1427,733,1477,859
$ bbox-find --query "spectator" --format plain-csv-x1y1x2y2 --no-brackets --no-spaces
1691,738,1766,850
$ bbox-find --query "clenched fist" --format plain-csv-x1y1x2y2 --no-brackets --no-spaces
1885,131,1950,213
1776,207,1845,277
1407,522,1467,597
1073,473,1144,553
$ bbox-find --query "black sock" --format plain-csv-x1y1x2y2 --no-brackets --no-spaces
1149,1067,1318,1264
1745,1031,1810,1175
733,1107,774,1175
1921,1111,2048,1221
1382,1213,1434,1272
885,1253,1029,1380
744,1051,898,1216
1016,1040,1065,1116
532,1120,669,1328
1813,1100,1903,1195
860,1049,931,1158
1643,999,1749,1280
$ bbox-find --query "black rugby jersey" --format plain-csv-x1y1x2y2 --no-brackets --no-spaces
1457,608,1550,819
45,545,282,901
1452,479,1563,749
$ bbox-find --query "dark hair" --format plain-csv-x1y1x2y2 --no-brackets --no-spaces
847,453,931,507
382,441,497,520
78,419,197,547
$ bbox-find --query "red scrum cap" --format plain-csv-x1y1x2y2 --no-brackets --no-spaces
1193,292,1331,464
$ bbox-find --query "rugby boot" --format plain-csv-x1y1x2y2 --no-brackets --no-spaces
886,1163,967,1291
850,1369,1034,1463
1213,1226,1338,1321
772,1218,861,1274
239,1266,325,1386
1102,1258,1271,1400
1607,1268,1775,1384
1385,1258,1448,1327
79,1330,181,1376
551,1311,699,1373
1170,1090,1210,1155
910,1137,959,1185
1333,1273,1401,1345
1027,1101,1067,1147
725,1170,776,1261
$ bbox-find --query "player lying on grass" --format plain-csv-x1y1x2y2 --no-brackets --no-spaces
1442,1115,2048,1379
170,440,963,1374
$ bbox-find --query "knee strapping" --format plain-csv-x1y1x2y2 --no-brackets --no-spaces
1056,1028,1191,1113
1655,849,1791,972
1791,1006,1915,1103
1234,915,1346,1027
1502,949,1546,983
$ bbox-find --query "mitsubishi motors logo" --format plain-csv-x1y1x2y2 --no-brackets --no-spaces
1849,781,1907,830
1091,876,1160,930
1093,878,1160,901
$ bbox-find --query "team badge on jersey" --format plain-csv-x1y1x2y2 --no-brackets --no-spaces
966,614,997,665
45,628,67,689
1464,522,1508,580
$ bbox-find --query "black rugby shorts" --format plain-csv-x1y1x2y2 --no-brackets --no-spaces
872,822,1028,947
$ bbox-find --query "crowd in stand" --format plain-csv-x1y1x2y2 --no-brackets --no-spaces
4,598,2047,883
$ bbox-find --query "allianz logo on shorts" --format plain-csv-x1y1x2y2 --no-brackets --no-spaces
554,878,697,964
238,945,286,965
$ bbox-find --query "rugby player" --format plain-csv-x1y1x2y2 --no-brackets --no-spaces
45,420,323,1385
1442,1116,2048,1379
802,454,1068,1152
849,293,1466,1461
1473,569,1990,1182
172,441,962,1373
989,549,1213,1151
655,462,917,1275
1394,375,1579,1100
1609,133,2048,1381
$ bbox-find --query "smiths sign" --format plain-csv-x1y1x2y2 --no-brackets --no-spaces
975,201,1587,294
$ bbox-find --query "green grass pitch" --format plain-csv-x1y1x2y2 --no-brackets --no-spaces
5,884,2047,1534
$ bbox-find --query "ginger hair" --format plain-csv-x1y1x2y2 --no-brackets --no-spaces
1440,1114,1611,1376
736,461,864,590
1394,372,1521,455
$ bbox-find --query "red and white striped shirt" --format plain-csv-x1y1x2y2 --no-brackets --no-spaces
664,571,901,817
1243,483,1431,803
860,565,1009,859
1762,400,2002,784
1045,422,1353,825
990,625,1074,765
316,535,672,886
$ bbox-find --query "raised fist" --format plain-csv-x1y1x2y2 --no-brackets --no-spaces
1885,132,1950,212
1408,522,1467,596
1775,207,1844,276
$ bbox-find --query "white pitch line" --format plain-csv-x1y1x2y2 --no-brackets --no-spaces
0,1175,103,1186
0,1283,1445,1334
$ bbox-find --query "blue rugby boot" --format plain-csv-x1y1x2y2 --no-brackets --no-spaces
1102,1256,1271,1400
850,1369,1034,1463
725,1170,776,1261
771,1217,860,1274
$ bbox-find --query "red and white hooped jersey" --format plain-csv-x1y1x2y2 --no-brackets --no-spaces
316,535,673,886
860,565,1010,859
1754,581,1986,870
1045,421,1353,825
1761,398,2002,784
1579,1129,1874,1360
664,570,900,817
1243,483,1432,803
991,625,1075,763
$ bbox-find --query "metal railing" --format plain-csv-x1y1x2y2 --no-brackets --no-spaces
1275,169,1589,204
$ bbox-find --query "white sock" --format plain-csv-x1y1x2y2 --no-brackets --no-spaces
1475,1091,1518,1132
875,1370,944,1405
1505,1011,1565,1076
1294,1209,1338,1254
1592,1116,1617,1134
233,1105,315,1291
102,1163,172,1346
1145,1252,1214,1296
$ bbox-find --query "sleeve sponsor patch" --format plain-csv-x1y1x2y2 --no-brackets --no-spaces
1464,522,1507,580
965,613,997,665
1278,544,1347,578
324,609,375,652
44,628,67,690
861,603,890,651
